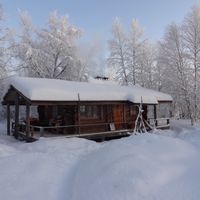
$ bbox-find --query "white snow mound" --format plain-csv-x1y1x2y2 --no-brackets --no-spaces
1,120,200,200
70,134,200,200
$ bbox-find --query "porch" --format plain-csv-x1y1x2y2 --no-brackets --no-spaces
8,101,171,142
11,117,170,142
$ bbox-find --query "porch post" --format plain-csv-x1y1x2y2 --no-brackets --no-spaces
7,103,10,136
26,102,30,138
153,105,157,127
14,94,19,138
77,94,80,134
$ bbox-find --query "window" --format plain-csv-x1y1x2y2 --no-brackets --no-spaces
80,105,101,119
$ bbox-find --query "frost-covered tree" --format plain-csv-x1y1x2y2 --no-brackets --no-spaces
126,19,146,85
14,11,82,80
106,4,200,122
158,23,193,123
182,5,200,121
136,41,157,88
157,5,200,123
0,5,14,118
108,19,155,87
0,5,12,79
108,18,129,85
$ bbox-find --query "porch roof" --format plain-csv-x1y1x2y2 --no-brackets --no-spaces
3,76,172,104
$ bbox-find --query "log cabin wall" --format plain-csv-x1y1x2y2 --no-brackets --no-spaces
78,103,136,133
79,105,108,133
79,103,139,133
124,104,138,129
112,104,124,130
28,102,144,135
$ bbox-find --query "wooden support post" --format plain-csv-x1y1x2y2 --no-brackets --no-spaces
77,94,80,134
154,105,157,127
7,103,10,136
14,94,19,138
26,103,30,138
106,105,110,131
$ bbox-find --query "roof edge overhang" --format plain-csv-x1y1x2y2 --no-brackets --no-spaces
2,84,173,106
2,85,31,105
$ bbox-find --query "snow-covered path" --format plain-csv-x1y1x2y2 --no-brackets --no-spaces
0,120,200,200
0,136,99,200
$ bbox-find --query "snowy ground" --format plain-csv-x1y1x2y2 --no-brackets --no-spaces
0,120,200,200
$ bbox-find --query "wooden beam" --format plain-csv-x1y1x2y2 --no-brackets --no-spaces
14,94,19,138
31,100,131,106
7,103,10,136
26,103,30,138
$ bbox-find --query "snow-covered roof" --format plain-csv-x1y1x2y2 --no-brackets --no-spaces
5,77,172,104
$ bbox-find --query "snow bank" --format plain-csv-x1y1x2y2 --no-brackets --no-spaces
0,120,6,135
0,136,98,200
70,134,200,200
1,120,200,200
3,76,172,104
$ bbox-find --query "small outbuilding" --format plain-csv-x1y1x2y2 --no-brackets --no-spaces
2,77,173,141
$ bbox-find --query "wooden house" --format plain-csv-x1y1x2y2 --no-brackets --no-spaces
2,77,173,141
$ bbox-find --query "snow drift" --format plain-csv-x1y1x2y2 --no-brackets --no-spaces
1,120,200,200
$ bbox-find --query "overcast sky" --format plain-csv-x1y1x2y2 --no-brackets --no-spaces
2,0,200,44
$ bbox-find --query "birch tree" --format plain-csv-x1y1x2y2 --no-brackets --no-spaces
0,5,12,79
14,11,82,80
127,19,146,85
158,23,193,123
108,18,129,85
0,5,14,118
108,19,155,87
182,5,200,121
137,42,157,88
